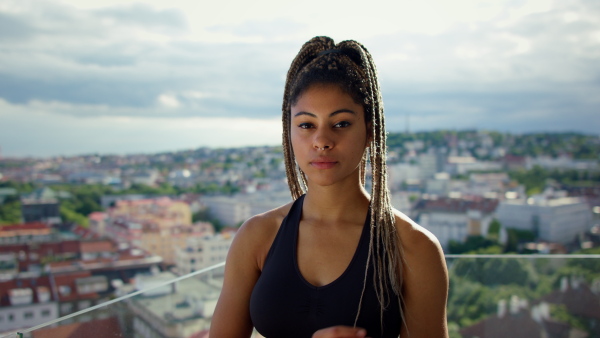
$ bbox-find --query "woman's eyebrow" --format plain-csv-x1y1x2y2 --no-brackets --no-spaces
293,109,357,118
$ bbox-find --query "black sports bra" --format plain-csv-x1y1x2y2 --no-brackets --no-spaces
249,195,401,337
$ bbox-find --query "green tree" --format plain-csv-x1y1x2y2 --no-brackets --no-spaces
0,198,22,225
449,235,497,254
487,219,501,241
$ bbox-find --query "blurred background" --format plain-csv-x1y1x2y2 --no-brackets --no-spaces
1,1,600,337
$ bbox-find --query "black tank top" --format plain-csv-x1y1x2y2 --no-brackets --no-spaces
249,195,401,338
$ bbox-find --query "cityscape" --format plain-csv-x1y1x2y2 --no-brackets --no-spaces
0,129,599,337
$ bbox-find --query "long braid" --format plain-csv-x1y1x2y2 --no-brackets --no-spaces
282,36,405,331
282,37,335,199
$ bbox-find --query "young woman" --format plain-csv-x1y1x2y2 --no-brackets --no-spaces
210,36,449,338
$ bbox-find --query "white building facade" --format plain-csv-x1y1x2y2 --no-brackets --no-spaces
496,197,592,244
175,233,234,276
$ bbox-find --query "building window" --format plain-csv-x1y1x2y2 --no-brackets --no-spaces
24,312,34,319
9,314,14,321
41,309,51,317
60,303,73,314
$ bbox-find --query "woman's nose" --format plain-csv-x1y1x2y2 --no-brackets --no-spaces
313,128,334,151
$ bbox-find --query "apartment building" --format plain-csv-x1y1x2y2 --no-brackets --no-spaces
0,279,58,333
175,232,234,276
413,196,499,251
496,196,592,244
101,197,205,266
122,271,221,338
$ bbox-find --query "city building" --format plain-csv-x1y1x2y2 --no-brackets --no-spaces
460,295,587,338
413,196,499,251
202,191,291,227
20,188,61,225
0,277,58,333
30,316,124,338
175,231,234,276
0,222,56,246
496,196,592,244
139,222,213,266
202,196,251,227
538,276,600,331
100,198,216,266
0,188,17,205
119,271,221,338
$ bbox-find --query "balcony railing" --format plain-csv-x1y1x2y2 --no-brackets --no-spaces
2,255,599,338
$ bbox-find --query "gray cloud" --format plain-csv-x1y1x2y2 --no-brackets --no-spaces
93,3,188,32
208,19,307,39
0,12,36,41
0,0,598,158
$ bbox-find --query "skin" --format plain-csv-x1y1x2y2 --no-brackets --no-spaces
210,84,449,338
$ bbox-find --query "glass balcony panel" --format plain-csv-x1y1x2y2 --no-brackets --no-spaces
446,254,600,338
4,255,599,338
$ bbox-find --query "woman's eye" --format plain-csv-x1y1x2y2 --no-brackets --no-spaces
298,123,313,129
334,121,351,128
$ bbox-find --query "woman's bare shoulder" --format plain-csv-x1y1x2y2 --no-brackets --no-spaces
234,200,295,269
392,209,449,337
239,201,293,237
392,208,444,259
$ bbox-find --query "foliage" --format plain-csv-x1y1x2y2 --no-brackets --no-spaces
449,236,497,254
505,228,536,253
487,219,501,241
451,257,538,287
192,209,224,233
446,253,600,335
60,203,89,227
509,165,600,196
550,304,588,332
0,198,22,225
0,181,36,194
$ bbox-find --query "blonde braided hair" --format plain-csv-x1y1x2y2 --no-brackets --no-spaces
281,36,404,327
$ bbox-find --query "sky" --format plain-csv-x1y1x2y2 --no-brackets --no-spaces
0,0,599,158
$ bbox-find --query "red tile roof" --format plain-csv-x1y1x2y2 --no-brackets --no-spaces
80,240,114,253
460,311,569,338
52,271,99,302
538,282,600,319
0,222,50,231
0,276,53,306
414,196,499,214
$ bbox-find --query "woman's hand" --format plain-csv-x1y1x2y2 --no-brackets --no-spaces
312,326,368,338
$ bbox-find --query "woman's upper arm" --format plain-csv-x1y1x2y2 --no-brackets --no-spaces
397,214,449,338
209,215,266,337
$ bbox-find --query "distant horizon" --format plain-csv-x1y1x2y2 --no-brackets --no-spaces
1,127,598,160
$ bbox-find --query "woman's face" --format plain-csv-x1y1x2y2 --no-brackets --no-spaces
290,83,370,188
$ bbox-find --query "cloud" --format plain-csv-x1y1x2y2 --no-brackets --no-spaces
93,3,188,32
0,0,598,157
0,12,36,41
207,19,307,41
0,99,282,158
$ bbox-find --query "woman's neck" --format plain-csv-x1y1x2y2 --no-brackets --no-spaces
302,183,371,225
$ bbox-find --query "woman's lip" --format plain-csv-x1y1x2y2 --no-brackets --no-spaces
310,161,338,169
